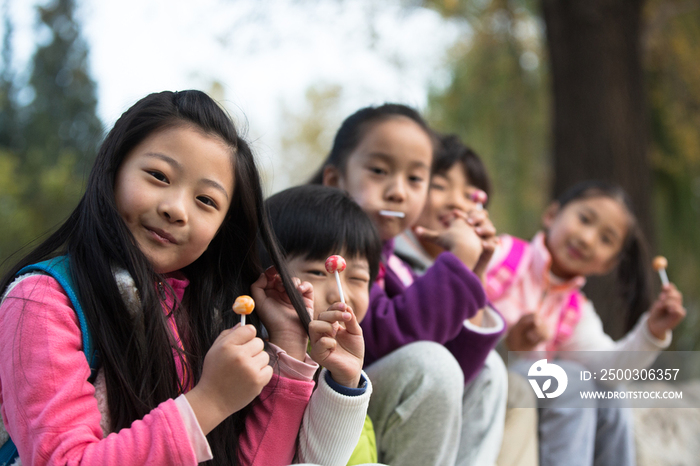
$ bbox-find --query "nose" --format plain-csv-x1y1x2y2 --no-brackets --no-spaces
325,281,342,306
578,226,596,248
158,193,188,224
385,176,407,204
448,188,472,213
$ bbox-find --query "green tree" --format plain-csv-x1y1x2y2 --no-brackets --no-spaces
0,0,16,149
422,0,700,343
426,0,549,238
0,0,102,269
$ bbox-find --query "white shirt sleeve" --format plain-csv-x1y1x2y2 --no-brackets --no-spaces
297,368,373,466
463,305,505,335
558,300,671,372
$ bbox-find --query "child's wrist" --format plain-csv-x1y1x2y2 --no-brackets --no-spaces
646,319,668,340
328,370,362,389
267,329,309,361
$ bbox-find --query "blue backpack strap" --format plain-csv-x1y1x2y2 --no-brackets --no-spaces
17,257,99,378
0,439,18,466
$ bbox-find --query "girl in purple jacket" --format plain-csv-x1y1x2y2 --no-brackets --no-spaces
310,104,506,465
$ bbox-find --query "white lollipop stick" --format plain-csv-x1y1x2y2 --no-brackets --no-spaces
658,269,669,287
379,210,405,218
241,315,246,326
334,271,345,304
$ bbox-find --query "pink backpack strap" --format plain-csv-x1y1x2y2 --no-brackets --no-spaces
485,235,529,301
554,291,583,345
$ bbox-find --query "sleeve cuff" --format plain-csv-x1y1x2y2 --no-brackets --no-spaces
640,313,672,348
266,342,319,380
174,394,213,463
463,305,505,335
324,370,368,396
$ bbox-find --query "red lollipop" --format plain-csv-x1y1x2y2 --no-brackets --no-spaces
325,255,346,303
470,190,488,210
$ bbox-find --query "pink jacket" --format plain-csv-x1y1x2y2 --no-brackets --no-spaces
485,232,586,352
0,273,315,466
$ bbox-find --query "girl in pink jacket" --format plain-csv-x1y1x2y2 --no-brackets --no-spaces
0,90,369,466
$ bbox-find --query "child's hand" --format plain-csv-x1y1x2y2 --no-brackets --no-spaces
186,325,272,435
250,267,314,361
308,302,364,389
647,283,686,340
414,210,483,270
464,209,498,281
506,313,550,352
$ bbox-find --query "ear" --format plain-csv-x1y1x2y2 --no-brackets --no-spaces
542,202,560,229
322,165,342,188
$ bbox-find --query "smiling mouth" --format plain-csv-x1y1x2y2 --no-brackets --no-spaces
379,210,405,218
566,245,584,260
147,227,178,245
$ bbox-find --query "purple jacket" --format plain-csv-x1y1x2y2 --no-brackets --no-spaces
360,240,505,384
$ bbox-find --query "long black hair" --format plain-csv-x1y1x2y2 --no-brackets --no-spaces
264,185,382,285
553,180,651,330
308,103,435,184
432,133,491,207
0,90,309,464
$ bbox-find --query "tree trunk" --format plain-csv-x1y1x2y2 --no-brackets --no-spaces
542,0,651,338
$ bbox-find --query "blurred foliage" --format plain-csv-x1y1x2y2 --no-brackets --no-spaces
0,0,103,271
418,0,700,348
278,83,344,187
644,0,700,349
424,0,548,239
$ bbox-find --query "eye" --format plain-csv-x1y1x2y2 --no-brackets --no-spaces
307,269,326,277
600,234,614,246
408,175,424,184
350,275,370,284
578,213,590,224
368,166,387,176
148,170,168,183
430,183,446,191
197,196,218,209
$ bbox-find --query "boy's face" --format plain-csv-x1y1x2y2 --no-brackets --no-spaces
416,162,481,233
323,117,432,241
287,254,371,323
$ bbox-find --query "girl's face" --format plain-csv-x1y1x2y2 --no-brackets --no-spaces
324,117,433,241
416,162,480,232
286,253,371,322
543,195,629,279
114,125,234,274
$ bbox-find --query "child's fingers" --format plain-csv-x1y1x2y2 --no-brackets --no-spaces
413,225,442,244
313,336,338,354
463,209,488,226
475,220,497,239
217,323,256,345
316,310,351,324
251,348,271,369
340,307,362,336
309,320,338,341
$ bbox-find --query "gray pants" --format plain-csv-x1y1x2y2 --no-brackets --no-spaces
365,342,507,466
512,359,635,466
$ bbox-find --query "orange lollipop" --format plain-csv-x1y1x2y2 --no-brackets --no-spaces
652,256,669,286
233,295,255,325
